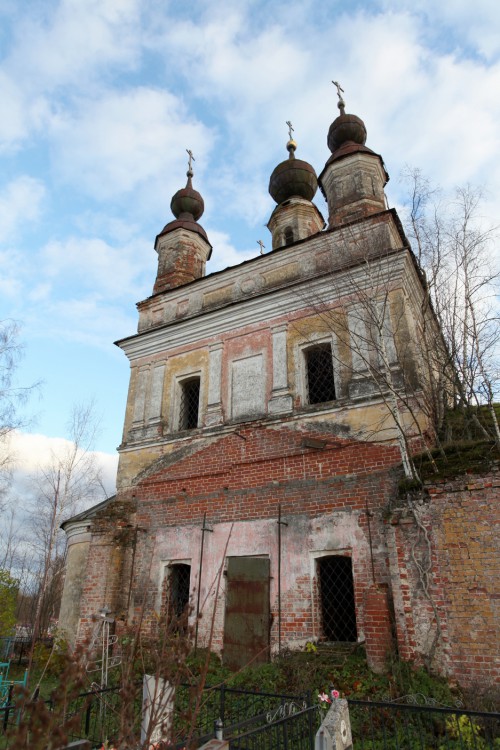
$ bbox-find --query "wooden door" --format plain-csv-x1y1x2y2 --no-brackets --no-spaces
223,556,270,670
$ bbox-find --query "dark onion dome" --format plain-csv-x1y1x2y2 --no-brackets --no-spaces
155,169,211,253
327,113,367,153
269,140,318,205
170,171,204,221
321,105,388,185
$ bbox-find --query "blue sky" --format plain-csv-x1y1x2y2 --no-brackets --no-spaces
1,0,499,494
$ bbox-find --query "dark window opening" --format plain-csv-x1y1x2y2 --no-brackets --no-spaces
284,226,294,245
318,556,357,642
305,344,336,404
169,563,191,620
179,378,200,430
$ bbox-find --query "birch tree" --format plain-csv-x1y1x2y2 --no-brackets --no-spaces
0,320,36,508
296,221,445,480
403,171,500,446
27,401,107,669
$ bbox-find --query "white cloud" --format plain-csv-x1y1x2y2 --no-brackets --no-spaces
8,0,142,92
0,248,25,300
0,176,46,243
205,229,256,274
7,430,118,500
0,72,30,151
50,87,215,199
384,0,500,60
0,0,144,152
41,235,152,298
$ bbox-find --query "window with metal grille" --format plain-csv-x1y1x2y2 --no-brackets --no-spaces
169,563,191,619
284,226,294,245
179,377,200,430
317,556,357,642
305,344,336,404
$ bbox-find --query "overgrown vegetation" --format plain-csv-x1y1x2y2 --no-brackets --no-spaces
210,646,458,706
408,404,500,483
5,635,495,750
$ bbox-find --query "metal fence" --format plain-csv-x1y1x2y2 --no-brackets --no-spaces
1,682,499,750
348,698,500,750
225,704,321,750
0,636,53,665
0,683,125,746
173,683,312,745
0,682,310,747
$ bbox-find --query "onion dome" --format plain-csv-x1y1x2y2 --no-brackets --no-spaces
327,82,367,153
327,113,367,153
321,84,388,183
269,134,318,205
170,167,204,221
156,160,210,246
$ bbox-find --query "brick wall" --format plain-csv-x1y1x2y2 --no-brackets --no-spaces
77,423,499,691
387,471,500,690
90,425,400,660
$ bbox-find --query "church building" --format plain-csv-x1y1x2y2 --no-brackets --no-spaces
59,90,493,684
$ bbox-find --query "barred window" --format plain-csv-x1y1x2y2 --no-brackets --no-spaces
305,344,336,405
179,377,200,430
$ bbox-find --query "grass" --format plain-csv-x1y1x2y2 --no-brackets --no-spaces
193,645,459,707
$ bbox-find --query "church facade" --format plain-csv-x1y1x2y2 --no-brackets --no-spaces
59,94,499,688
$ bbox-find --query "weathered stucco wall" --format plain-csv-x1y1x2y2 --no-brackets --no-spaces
58,523,91,644
91,425,400,670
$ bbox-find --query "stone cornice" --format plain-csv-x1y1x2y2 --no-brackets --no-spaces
118,249,412,362
62,519,92,545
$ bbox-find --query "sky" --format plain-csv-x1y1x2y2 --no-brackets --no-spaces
1,0,500,500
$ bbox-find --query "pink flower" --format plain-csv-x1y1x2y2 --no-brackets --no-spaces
318,692,331,703
331,689,340,699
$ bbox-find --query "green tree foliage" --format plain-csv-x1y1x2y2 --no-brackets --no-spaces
0,568,19,636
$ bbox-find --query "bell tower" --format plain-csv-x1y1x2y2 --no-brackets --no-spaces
319,83,388,228
267,122,325,250
153,151,212,294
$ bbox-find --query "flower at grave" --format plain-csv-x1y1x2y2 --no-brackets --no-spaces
318,687,340,707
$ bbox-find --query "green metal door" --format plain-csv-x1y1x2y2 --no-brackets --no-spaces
223,556,270,670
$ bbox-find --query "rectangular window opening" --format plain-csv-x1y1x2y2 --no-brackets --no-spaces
305,344,336,405
179,377,200,430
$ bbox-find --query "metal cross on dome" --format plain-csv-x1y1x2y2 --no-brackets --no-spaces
186,149,195,172
332,80,346,113
286,120,294,140
257,239,265,254
332,80,344,99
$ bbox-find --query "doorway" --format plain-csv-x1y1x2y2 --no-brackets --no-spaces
317,556,357,642
223,556,270,670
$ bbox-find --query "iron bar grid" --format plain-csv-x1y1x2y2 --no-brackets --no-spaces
305,345,336,405
179,378,200,430
317,556,358,642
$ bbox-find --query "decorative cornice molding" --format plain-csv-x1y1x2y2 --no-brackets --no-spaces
118,250,411,362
